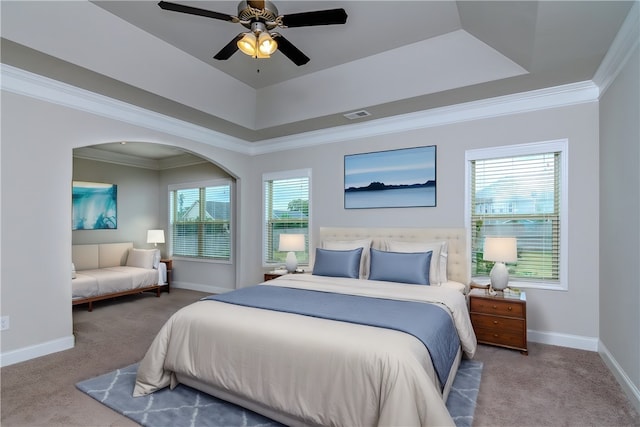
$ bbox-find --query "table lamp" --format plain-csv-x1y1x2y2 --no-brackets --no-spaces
483,236,517,291
279,234,305,273
147,229,165,247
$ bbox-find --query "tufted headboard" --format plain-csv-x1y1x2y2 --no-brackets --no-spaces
318,227,469,289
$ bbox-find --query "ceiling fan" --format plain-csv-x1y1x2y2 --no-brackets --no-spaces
158,1,348,66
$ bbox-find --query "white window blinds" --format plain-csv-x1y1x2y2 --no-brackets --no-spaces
263,169,311,266
469,142,565,285
169,180,231,260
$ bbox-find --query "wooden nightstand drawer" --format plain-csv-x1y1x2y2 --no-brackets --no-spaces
474,327,527,349
470,297,524,317
471,313,525,333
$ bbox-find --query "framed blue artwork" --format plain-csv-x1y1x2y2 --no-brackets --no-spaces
72,181,118,230
344,145,436,209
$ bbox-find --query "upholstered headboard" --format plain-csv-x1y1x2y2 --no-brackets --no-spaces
318,227,469,288
72,242,133,270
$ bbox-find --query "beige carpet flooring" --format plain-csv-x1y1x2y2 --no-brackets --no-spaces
1,288,639,427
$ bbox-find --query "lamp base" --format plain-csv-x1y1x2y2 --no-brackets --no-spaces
490,261,510,291
285,252,298,273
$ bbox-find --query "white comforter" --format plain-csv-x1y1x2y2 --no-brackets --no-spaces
133,274,477,427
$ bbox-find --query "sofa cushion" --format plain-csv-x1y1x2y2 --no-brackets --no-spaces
72,244,100,271
126,248,157,269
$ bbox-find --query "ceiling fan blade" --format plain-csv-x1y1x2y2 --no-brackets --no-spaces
280,8,347,28
272,34,310,66
158,1,236,22
213,34,244,60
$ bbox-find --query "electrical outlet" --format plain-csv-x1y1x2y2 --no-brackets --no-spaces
0,316,9,331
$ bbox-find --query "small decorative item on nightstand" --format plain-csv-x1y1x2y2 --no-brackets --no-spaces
469,288,528,354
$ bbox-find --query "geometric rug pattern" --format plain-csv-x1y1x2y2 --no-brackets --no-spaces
77,359,482,427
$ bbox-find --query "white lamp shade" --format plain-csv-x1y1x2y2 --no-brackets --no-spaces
483,237,517,263
147,229,165,245
278,234,305,252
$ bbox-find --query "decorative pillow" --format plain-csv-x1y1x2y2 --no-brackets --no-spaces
438,241,448,282
322,239,371,279
312,247,363,279
126,248,157,269
368,248,432,285
152,249,161,269
385,240,443,285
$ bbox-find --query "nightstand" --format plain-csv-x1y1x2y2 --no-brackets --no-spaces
161,259,172,293
264,272,286,281
469,289,528,354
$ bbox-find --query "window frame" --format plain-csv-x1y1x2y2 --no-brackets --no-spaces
465,139,568,291
262,168,312,268
168,178,233,264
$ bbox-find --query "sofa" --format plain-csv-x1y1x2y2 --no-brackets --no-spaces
72,242,168,311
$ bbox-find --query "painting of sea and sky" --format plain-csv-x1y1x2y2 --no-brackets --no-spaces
344,146,436,209
72,181,117,230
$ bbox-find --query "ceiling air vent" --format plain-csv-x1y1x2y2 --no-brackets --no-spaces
343,110,372,120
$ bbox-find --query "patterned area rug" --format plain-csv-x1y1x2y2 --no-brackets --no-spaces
77,360,482,427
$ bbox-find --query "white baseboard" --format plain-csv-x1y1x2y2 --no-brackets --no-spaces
0,335,75,368
172,281,234,295
598,341,640,414
527,329,599,351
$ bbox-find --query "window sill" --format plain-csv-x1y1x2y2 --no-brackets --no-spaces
472,276,567,291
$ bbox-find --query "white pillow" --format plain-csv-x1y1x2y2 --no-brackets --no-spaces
322,239,372,279
385,240,446,285
126,248,157,269
71,263,76,279
152,249,161,269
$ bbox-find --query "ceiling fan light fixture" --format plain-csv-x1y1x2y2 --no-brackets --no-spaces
237,21,276,58
258,32,277,55
237,32,257,56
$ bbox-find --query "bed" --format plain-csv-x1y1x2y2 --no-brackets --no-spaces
133,227,477,426
72,242,168,311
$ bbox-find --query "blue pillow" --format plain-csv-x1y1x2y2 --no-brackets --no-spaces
368,248,432,285
312,247,363,279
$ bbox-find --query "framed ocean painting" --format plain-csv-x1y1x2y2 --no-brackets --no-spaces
72,181,118,230
344,145,436,209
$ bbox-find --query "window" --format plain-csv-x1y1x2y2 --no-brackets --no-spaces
466,140,567,289
263,169,311,267
169,179,232,261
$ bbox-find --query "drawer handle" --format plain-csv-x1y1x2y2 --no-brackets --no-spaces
492,305,497,309
508,306,513,311
493,320,498,325
493,333,499,338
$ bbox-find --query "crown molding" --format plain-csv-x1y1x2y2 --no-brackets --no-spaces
0,64,253,155
593,1,639,95
2,63,598,159
73,147,160,169
73,147,207,170
250,81,599,155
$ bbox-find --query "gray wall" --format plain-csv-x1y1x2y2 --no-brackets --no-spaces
72,158,161,248
599,43,640,408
